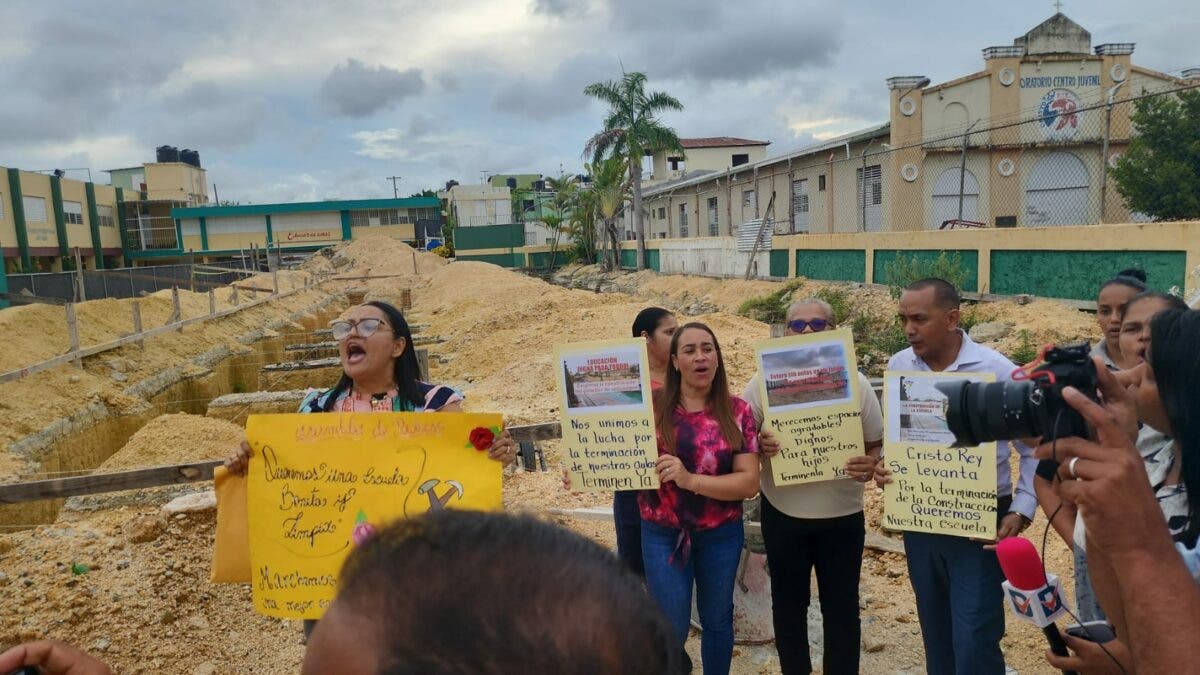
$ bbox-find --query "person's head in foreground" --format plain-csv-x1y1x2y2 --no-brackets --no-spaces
302,510,685,675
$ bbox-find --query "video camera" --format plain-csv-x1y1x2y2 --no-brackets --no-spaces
935,342,1099,447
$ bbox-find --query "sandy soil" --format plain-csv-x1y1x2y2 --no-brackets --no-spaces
0,248,1092,673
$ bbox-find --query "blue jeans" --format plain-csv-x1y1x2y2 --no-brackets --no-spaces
642,519,743,675
904,531,1007,675
613,490,645,577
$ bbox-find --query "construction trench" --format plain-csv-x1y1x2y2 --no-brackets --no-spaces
0,234,1102,673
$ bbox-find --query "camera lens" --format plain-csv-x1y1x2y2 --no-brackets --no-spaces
936,379,1041,446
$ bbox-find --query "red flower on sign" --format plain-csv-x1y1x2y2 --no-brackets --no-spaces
468,427,496,451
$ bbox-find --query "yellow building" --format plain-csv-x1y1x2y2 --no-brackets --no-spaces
884,12,1190,230
1,167,125,273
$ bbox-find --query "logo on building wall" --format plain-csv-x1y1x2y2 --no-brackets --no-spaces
285,230,338,242
1038,89,1081,141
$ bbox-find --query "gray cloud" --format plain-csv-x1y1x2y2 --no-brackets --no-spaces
531,0,591,18
492,52,616,120
318,59,426,118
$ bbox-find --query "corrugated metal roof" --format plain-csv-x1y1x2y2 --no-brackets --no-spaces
679,137,770,148
644,123,890,197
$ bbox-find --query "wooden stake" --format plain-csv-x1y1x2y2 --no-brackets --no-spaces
208,288,216,315
231,284,239,306
66,303,81,368
131,300,144,350
170,286,182,331
73,247,86,302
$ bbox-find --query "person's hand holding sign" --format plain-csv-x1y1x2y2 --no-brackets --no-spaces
657,454,694,491
844,454,880,483
758,429,781,458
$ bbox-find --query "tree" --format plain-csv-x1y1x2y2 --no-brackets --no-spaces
540,175,578,273
1112,88,1200,221
584,72,683,270
589,156,630,271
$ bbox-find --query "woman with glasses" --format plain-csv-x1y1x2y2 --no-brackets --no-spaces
740,298,884,675
224,300,517,638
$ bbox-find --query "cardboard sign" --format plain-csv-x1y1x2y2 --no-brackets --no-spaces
755,329,864,485
241,412,503,619
881,371,998,540
555,339,659,492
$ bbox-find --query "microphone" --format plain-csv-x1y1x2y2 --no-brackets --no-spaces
996,537,1076,675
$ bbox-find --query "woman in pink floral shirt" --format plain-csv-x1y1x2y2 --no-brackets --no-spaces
639,322,760,675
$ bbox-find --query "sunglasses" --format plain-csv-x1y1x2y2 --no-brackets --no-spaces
787,318,830,333
330,318,394,341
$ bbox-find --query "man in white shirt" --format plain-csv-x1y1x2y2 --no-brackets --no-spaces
879,278,1036,675
742,298,884,675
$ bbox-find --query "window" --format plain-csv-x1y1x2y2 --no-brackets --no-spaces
98,205,115,228
350,208,408,227
668,156,684,171
856,165,883,232
678,203,688,237
657,207,666,219
742,190,755,208
791,179,809,232
818,174,826,191
23,196,47,222
731,153,750,167
707,197,719,236
522,199,534,211
63,200,84,225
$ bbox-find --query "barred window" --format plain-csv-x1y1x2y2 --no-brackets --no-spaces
63,200,84,225
23,196,47,222
98,205,115,227
707,197,719,236
678,202,688,237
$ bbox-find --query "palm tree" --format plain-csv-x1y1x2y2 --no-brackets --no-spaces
583,72,683,271
589,156,630,271
541,174,578,273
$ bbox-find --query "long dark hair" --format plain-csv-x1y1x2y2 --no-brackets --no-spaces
653,322,743,453
632,307,672,338
322,300,423,411
1149,309,1200,547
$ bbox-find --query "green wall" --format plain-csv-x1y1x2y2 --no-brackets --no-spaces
990,250,1186,301
769,249,789,278
794,249,866,283
457,252,526,268
454,224,525,251
527,250,573,269
872,249,979,292
619,248,660,271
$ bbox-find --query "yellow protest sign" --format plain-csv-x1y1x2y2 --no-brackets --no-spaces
555,339,659,492
881,371,998,540
755,329,865,485
244,412,503,619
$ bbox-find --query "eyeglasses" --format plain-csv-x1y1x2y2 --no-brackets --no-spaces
787,318,830,333
330,318,393,341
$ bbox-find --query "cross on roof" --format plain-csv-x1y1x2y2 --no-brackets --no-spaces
1054,0,1063,12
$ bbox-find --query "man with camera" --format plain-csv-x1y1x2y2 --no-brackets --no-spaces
878,278,1037,675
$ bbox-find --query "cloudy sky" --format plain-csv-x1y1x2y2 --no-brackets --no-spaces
1,0,1195,204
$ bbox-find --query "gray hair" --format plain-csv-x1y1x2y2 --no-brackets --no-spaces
786,298,836,325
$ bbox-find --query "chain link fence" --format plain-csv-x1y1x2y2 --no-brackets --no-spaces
5,260,253,305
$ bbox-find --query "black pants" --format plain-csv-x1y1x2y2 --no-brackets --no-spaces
761,497,864,675
613,490,645,577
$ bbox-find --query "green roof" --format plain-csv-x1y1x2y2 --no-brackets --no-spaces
173,196,440,219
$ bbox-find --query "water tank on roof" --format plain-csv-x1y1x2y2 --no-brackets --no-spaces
533,180,546,192
445,180,460,191
156,145,179,163
180,149,201,168
506,177,517,189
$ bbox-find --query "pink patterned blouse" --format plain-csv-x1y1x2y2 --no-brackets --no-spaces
638,397,759,534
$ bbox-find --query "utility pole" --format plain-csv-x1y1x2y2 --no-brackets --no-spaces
386,176,402,198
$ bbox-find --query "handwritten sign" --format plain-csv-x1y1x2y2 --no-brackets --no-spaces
244,412,503,619
881,372,997,539
755,329,864,485
555,339,659,492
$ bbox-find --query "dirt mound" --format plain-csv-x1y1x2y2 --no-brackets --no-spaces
304,234,447,277
99,414,244,470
